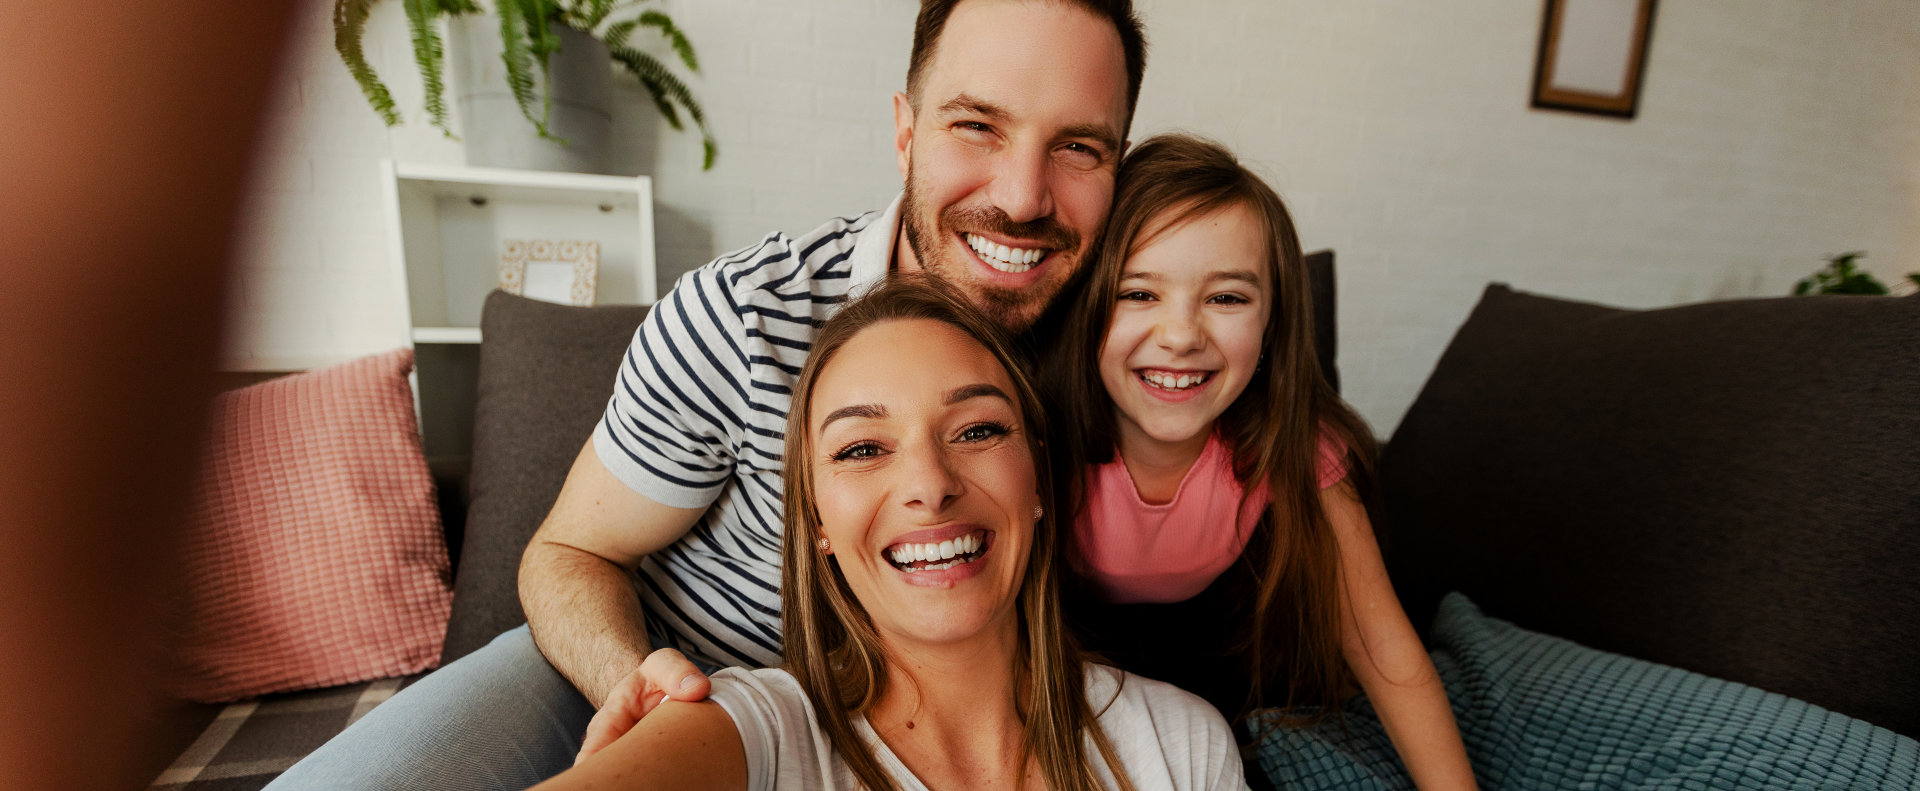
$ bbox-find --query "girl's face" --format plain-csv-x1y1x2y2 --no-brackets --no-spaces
808,318,1038,650
1098,201,1272,454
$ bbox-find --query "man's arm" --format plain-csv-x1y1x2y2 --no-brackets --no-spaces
519,441,713,727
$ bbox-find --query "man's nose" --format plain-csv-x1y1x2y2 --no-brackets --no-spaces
987,143,1054,224
897,438,965,513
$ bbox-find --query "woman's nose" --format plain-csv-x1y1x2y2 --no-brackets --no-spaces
896,438,965,513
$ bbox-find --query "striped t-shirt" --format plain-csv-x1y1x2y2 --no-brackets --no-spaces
590,196,897,670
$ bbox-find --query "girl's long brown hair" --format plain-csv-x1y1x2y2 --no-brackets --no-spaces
780,275,1135,791
1046,133,1380,726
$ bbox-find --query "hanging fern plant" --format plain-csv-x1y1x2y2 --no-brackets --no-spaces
334,0,715,170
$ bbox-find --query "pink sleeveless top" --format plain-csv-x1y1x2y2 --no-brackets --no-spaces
1073,431,1349,604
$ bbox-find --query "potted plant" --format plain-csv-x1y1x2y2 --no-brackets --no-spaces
1792,252,1920,296
334,0,714,171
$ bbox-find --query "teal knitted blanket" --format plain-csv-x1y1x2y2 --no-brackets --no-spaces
1251,594,1919,790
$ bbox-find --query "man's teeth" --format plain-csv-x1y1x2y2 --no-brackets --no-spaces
889,533,984,572
965,233,1043,274
1139,371,1212,391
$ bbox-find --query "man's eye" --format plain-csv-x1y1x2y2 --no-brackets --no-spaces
957,422,1010,442
830,442,882,461
1057,142,1103,168
955,121,993,135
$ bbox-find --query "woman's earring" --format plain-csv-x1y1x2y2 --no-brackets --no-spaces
1032,505,1045,521
817,537,831,554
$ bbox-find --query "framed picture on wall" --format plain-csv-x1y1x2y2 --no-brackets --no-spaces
1531,0,1658,119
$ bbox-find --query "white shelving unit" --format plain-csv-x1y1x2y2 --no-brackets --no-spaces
382,161,657,460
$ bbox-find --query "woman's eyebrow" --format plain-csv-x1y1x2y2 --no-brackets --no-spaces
818,403,886,432
945,383,1011,406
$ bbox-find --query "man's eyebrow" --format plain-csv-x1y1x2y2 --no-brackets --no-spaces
945,383,1012,406
818,403,886,432
935,93,1008,122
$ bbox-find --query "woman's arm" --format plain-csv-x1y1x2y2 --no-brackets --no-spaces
1323,482,1479,791
532,699,748,791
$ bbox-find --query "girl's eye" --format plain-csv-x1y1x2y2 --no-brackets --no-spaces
1207,293,1252,305
829,442,883,462
957,422,1010,443
1118,289,1154,302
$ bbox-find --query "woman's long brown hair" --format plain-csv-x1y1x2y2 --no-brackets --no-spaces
1045,133,1380,727
781,275,1136,791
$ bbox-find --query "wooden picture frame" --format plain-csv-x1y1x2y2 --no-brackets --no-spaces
1531,0,1657,119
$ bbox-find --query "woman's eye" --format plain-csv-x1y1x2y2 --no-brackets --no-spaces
957,422,1010,443
829,442,882,462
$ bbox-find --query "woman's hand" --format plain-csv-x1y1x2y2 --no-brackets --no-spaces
574,648,714,765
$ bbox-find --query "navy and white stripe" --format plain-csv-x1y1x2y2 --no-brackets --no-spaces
592,197,898,670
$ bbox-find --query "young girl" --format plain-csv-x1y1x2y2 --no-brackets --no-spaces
1047,134,1479,790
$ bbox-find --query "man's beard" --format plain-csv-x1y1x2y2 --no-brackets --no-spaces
901,162,1081,331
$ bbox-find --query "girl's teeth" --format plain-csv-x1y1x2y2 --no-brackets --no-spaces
1141,371,1210,390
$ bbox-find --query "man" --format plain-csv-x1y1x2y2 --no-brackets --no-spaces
271,1,1145,787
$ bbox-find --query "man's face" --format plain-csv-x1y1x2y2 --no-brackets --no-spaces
893,0,1131,330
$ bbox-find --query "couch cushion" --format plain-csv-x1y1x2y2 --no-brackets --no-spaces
1378,285,1920,736
174,349,451,702
1251,593,1920,790
440,291,652,663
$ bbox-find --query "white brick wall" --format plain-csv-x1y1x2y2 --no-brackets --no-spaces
226,0,1920,434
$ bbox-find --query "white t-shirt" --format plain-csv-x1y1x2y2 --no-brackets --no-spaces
706,664,1251,791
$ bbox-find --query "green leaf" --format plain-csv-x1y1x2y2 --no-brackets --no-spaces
605,34,716,168
495,0,555,138
638,10,698,72
1908,273,1920,289
334,0,402,127
403,0,457,136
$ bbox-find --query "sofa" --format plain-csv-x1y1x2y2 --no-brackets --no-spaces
146,257,1919,789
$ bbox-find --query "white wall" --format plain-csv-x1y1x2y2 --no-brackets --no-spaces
225,0,1920,434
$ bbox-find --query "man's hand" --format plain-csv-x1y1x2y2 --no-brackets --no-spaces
574,648,714,765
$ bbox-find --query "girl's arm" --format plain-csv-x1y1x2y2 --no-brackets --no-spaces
531,699,748,791
1323,482,1479,791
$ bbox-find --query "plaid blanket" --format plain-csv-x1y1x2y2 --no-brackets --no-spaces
148,673,428,790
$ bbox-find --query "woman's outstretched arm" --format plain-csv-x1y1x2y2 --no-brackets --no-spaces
1323,482,1479,791
533,699,748,791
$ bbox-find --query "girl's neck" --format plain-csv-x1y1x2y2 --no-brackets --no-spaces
866,619,1037,787
1115,423,1213,505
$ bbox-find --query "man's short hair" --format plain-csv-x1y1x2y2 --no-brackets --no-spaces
905,0,1148,130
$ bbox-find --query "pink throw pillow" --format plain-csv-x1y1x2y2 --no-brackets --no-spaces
173,348,451,702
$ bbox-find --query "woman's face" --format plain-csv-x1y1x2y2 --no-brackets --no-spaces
808,318,1038,649
1098,201,1273,452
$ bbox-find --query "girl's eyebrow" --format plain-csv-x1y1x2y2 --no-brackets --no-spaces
1119,270,1262,285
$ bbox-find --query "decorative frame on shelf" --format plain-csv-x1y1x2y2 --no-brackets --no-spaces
499,239,601,307
1531,0,1658,119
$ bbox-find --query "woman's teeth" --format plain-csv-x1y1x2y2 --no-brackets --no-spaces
965,233,1044,274
1139,371,1211,391
888,532,985,573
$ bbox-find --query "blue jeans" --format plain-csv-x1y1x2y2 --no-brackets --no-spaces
267,625,592,790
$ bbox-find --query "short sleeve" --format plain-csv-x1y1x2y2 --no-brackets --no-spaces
1087,666,1252,791
1316,430,1351,490
705,668,808,791
591,257,761,509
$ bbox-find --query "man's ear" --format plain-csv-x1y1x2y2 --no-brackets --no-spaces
892,92,915,181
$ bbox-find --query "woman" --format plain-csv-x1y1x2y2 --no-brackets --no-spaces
537,276,1247,790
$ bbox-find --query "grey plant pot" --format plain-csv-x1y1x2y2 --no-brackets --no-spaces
451,17,614,174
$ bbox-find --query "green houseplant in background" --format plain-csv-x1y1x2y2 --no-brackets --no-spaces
334,0,715,169
1792,252,1920,296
